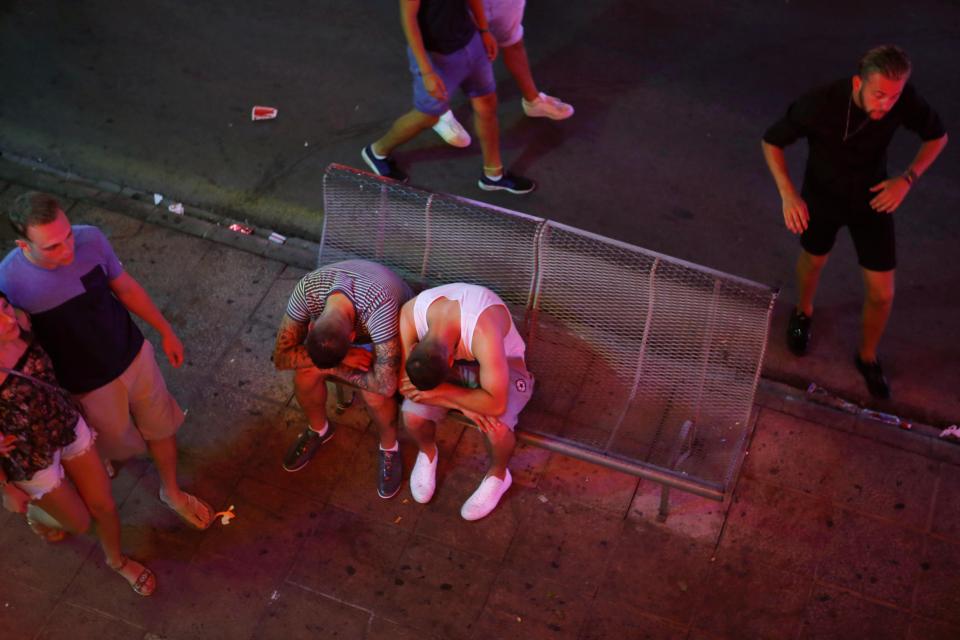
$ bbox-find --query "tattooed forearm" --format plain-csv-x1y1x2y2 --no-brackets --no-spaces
272,314,314,370
327,337,401,396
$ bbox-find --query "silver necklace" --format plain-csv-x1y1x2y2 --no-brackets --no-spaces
843,93,869,143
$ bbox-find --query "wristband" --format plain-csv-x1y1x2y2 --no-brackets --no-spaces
902,168,918,185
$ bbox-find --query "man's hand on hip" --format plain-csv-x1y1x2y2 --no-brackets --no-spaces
869,178,910,213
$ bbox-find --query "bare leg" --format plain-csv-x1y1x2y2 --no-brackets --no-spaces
501,40,539,102
360,391,398,449
149,435,213,527
294,367,330,432
402,413,438,461
483,425,516,480
61,446,122,566
795,250,829,316
471,92,502,176
372,110,440,157
859,268,895,362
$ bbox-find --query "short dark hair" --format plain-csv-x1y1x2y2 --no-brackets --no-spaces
9,191,63,238
305,320,351,368
405,340,449,390
858,45,911,81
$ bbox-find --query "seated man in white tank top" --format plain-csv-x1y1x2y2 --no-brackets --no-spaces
398,283,534,521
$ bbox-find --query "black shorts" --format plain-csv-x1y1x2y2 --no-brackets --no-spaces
800,193,896,272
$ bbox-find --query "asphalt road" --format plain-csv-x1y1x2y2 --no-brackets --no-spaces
1,0,958,422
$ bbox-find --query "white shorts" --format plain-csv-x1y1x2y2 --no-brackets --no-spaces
12,416,96,500
402,363,534,431
485,0,526,47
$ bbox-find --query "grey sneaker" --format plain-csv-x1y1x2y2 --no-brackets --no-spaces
377,447,403,499
282,425,336,472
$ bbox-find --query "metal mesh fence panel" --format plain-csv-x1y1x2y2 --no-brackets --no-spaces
321,165,543,329
524,222,776,491
321,164,776,495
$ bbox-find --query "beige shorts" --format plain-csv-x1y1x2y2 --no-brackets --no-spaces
76,340,184,460
402,363,534,430
13,416,96,500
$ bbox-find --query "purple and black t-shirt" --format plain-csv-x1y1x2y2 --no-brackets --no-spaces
0,225,143,393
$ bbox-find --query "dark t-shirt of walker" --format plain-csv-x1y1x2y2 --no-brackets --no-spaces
417,0,476,54
0,226,144,394
763,78,946,203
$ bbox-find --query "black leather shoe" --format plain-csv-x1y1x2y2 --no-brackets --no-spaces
377,448,403,499
282,425,336,472
855,355,891,399
786,309,812,356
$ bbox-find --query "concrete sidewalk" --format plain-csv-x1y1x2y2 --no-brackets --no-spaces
1,170,960,640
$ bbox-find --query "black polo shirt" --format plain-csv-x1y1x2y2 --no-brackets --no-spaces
763,78,945,205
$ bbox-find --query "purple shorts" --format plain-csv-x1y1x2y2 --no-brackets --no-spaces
408,32,497,116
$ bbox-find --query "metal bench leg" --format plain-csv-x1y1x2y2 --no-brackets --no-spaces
657,485,671,522
334,384,354,414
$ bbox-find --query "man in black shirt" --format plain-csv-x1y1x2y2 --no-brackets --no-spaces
361,0,535,194
762,45,948,399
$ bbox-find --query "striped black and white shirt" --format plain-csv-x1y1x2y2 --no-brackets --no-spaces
286,260,412,344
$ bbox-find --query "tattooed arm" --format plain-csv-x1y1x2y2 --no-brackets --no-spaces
324,337,401,397
272,313,314,370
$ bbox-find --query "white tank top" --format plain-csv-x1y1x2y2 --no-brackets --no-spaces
412,283,526,362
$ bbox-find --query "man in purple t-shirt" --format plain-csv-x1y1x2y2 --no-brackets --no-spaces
0,192,213,530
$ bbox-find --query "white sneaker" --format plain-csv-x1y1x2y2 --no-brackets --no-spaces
460,469,512,521
432,111,472,148
410,449,438,503
521,92,574,120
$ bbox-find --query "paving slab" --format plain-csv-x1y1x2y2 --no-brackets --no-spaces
578,597,688,640
469,567,589,640
36,602,147,640
689,553,810,640
913,536,960,628
716,479,837,576
287,505,410,613
799,583,909,640
213,319,294,404
930,461,960,542
503,495,622,594
0,580,61,640
816,508,925,608
537,451,639,516
597,520,713,626
251,583,371,640
380,535,500,640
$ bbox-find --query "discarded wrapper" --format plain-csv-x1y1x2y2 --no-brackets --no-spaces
939,425,960,441
153,193,163,206
213,505,237,526
251,105,278,121
168,202,184,215
268,231,286,244
229,223,254,235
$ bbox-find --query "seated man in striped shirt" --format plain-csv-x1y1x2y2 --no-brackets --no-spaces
273,260,412,498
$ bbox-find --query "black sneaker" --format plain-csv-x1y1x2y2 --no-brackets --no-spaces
855,355,891,399
361,145,408,182
282,425,336,472
786,309,812,356
478,171,536,194
378,447,403,499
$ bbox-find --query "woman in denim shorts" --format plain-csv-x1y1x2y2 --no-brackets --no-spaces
0,292,156,596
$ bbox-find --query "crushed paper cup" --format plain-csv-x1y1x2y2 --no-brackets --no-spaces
168,202,184,215
251,105,278,121
939,425,960,441
153,193,163,206
229,223,254,235
213,505,237,526
268,232,286,244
